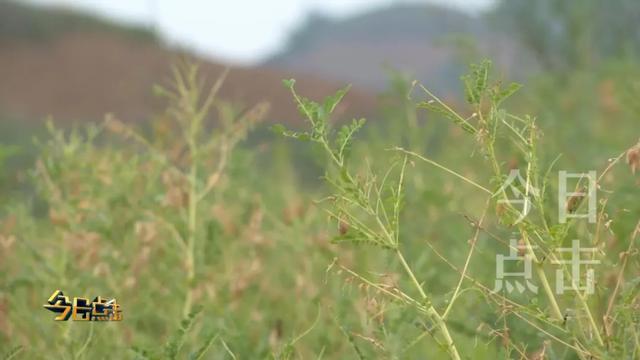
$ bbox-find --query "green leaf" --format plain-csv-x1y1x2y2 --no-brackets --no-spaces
419,101,475,134
270,124,287,135
130,347,153,360
335,118,366,161
474,60,490,96
188,333,219,360
3,346,23,360
323,85,351,115
271,124,312,142
492,82,522,105
164,306,203,360
461,60,491,105
282,79,296,89
462,78,477,104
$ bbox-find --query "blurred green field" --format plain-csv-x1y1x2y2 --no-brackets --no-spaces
1,1,640,359
0,58,638,359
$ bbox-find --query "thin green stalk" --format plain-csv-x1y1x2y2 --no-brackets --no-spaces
183,138,198,318
545,245,605,347
521,142,564,322
396,249,428,300
396,249,461,360
419,84,478,133
395,147,492,195
575,291,604,347
522,233,564,321
443,199,491,319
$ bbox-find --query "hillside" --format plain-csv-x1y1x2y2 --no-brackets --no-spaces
0,2,376,126
265,4,537,95
0,1,157,43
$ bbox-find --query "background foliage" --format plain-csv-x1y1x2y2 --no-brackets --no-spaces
1,0,640,359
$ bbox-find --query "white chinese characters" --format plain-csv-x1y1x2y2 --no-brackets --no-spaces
493,169,601,296
494,239,538,293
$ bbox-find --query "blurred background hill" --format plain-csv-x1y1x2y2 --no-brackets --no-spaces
2,0,640,129
0,0,540,129
0,1,377,126
0,0,639,168
2,0,638,179
265,4,536,93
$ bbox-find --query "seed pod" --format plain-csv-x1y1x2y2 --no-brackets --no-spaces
626,143,640,174
339,219,350,235
565,187,586,214
517,238,527,256
495,202,507,217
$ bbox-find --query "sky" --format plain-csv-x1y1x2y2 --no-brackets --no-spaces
24,0,495,65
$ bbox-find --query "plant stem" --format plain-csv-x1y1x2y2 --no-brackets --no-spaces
522,233,564,321
396,249,461,360
542,240,605,347
184,140,198,318
575,291,605,347
396,249,428,299
443,199,490,319
396,147,492,195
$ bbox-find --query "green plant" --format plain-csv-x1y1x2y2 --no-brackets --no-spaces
139,62,268,318
2,54,639,358
10,62,268,358
404,60,640,358
276,79,461,359
276,60,640,359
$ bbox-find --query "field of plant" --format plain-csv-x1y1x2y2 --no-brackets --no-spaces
1,52,640,359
